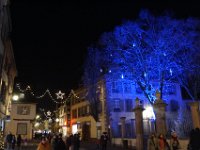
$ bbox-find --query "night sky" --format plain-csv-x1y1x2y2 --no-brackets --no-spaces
10,0,200,95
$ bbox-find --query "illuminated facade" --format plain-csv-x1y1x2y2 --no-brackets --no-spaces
0,0,17,134
105,78,184,138
63,78,185,142
9,102,36,140
57,104,69,137
69,88,97,140
58,85,107,140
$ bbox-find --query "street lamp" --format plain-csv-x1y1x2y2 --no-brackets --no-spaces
36,115,40,120
12,95,19,101
55,118,59,123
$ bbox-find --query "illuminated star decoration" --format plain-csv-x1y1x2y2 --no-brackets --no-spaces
56,90,65,99
47,110,51,116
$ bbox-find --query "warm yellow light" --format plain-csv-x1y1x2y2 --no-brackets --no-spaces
12,95,19,101
56,118,59,122
36,115,40,119
34,122,40,127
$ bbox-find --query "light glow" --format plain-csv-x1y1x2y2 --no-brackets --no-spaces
143,106,155,120
72,124,78,134
12,95,19,101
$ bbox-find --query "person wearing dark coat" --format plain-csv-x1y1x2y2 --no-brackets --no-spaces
11,135,16,150
73,133,80,150
100,132,108,150
51,135,58,150
56,134,66,150
16,134,22,150
6,131,13,150
66,134,72,150
188,128,200,150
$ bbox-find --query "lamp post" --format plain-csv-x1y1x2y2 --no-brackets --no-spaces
12,95,19,101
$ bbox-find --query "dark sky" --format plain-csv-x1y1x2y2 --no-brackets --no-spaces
10,0,200,95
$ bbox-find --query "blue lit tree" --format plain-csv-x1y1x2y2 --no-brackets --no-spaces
177,51,200,100
87,9,200,105
83,46,105,121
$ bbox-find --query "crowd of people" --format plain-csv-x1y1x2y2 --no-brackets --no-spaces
5,128,200,150
147,128,200,150
37,132,80,150
147,132,180,150
5,131,22,150
37,132,109,150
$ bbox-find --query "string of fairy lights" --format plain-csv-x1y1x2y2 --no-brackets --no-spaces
16,83,81,120
16,83,65,104
16,83,81,104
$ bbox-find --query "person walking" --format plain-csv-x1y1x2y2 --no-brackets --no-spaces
73,133,80,150
69,133,74,150
16,134,22,150
188,128,200,150
37,137,51,150
66,134,72,150
100,132,108,150
51,134,58,150
11,135,16,150
56,134,66,150
158,133,170,150
170,131,180,150
6,131,13,150
147,133,158,150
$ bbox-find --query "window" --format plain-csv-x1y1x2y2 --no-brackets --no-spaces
125,123,132,138
78,108,82,117
163,84,176,95
123,82,132,93
125,99,132,112
113,99,120,112
78,106,88,117
72,109,77,119
17,106,30,115
0,81,6,103
17,123,27,135
112,82,122,93
170,100,179,112
112,99,124,112
86,105,90,114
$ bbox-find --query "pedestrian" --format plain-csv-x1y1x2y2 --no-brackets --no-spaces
11,135,16,150
24,137,28,147
158,133,170,150
56,133,66,150
6,131,13,150
188,128,200,150
100,132,108,150
37,137,51,150
73,133,80,150
69,133,74,150
66,134,72,150
16,134,22,150
147,132,158,150
170,131,180,150
51,134,58,150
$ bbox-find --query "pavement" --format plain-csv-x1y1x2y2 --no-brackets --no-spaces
76,141,134,150
4,141,134,150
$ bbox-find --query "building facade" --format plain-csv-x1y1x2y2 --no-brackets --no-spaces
0,0,17,134
61,77,191,146
105,78,185,138
57,87,106,140
9,102,36,140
